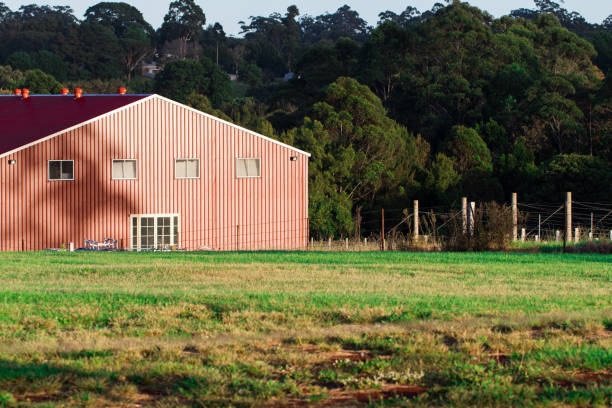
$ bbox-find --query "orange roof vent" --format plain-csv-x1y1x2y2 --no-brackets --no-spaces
118,87,127,95
74,88,83,99
22,89,29,99
13,89,22,96
60,88,69,95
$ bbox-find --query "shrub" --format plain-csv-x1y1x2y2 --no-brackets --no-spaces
446,202,514,251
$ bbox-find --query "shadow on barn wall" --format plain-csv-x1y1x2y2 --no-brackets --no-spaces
1,123,139,250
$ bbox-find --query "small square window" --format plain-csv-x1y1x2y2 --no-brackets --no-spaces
112,159,137,179
175,159,199,179
236,158,261,178
48,160,74,181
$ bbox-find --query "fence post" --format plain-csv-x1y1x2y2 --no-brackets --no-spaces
574,228,580,243
328,236,332,249
555,230,560,242
462,197,468,234
306,217,310,249
381,208,385,251
413,200,419,242
521,228,526,242
345,237,349,251
469,201,476,236
538,214,541,242
566,192,572,242
590,213,593,241
512,192,518,241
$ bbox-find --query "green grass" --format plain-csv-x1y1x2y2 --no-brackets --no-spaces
0,251,610,407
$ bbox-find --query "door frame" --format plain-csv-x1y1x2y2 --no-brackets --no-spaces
129,213,180,251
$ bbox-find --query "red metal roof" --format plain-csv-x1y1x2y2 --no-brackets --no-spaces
0,94,150,157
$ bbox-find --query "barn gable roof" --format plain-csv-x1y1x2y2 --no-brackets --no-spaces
0,94,149,158
0,94,310,158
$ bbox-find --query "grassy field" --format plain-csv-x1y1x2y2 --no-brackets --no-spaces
0,251,610,407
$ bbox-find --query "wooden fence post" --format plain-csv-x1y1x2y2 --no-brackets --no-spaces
469,201,476,236
413,200,419,242
566,192,572,242
462,197,468,234
381,208,385,251
512,192,518,241
574,228,580,243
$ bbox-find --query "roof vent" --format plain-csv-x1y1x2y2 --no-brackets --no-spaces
60,88,69,95
74,88,83,99
118,87,127,95
13,89,21,96
22,89,29,99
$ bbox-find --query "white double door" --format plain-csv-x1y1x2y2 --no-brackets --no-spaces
130,214,180,250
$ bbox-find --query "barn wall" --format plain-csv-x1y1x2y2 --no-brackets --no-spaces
0,96,309,251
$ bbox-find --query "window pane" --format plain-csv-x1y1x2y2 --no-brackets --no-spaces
187,160,199,178
49,162,61,180
141,217,154,249
175,160,186,178
173,216,178,246
61,161,73,179
132,217,138,248
236,159,247,177
112,161,123,179
124,160,136,178
237,158,260,178
246,159,260,177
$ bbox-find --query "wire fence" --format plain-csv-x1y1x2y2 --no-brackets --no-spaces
519,200,612,242
72,195,612,252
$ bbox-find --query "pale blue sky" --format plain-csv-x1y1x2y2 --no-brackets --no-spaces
3,0,611,35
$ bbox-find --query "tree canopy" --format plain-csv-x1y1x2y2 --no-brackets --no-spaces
0,0,611,237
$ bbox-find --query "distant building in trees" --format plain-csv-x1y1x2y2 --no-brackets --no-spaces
140,61,161,78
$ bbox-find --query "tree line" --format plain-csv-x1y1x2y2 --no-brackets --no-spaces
1,0,611,237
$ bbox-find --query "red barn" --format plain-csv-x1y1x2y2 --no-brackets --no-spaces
0,92,309,251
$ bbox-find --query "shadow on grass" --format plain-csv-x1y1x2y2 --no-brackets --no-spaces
0,358,206,405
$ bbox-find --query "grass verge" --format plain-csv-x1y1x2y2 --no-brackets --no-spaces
0,251,610,407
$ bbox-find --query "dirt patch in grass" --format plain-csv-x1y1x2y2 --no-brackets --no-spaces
554,370,612,388
323,385,427,406
301,344,374,363
14,392,60,403
273,384,427,407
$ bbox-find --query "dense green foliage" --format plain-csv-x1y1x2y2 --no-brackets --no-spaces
0,251,610,406
0,0,611,236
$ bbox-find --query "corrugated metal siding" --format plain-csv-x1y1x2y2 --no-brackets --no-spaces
0,96,309,251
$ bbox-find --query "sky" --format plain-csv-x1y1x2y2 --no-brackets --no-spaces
3,0,611,35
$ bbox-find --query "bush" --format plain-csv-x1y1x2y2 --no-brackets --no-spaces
446,202,514,251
